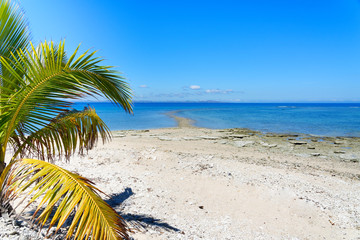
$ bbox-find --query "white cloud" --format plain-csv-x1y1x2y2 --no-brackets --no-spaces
205,89,234,94
189,85,201,90
139,85,148,88
205,89,220,93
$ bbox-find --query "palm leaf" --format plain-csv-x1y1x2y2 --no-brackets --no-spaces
0,0,29,58
3,158,129,239
0,0,30,160
0,161,15,212
10,106,111,161
0,40,132,154
0,0,30,91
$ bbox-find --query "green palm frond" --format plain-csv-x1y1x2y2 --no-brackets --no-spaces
0,0,29,60
10,106,111,162
0,0,30,90
0,40,132,150
3,158,129,240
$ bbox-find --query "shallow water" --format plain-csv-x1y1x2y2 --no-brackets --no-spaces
73,102,360,137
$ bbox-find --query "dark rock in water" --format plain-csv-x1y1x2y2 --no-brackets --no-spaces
227,134,249,139
311,153,321,157
278,134,299,138
340,154,359,162
334,150,346,154
199,136,220,140
290,141,307,145
265,134,275,137
307,146,315,149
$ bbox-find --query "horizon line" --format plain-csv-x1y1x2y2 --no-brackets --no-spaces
72,100,360,104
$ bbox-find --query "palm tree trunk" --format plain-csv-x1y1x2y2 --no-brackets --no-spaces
0,145,5,177
0,148,8,218
0,161,5,176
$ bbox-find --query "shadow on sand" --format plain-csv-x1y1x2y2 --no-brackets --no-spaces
106,187,180,233
20,187,180,239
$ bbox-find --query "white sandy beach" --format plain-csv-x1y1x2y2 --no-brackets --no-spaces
49,117,360,240
1,117,359,240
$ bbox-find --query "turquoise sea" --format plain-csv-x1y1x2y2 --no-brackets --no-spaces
73,102,360,137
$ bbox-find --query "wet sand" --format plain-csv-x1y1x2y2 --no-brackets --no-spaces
165,111,196,128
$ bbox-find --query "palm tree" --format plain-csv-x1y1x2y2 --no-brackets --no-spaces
0,0,132,239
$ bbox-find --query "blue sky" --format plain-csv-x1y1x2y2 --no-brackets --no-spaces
20,0,360,102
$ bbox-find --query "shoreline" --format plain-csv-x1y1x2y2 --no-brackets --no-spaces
164,111,360,139
113,126,360,167
114,111,360,164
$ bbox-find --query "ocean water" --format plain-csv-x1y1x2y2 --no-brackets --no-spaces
73,102,360,137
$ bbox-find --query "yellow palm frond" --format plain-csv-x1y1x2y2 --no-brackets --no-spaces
3,158,129,240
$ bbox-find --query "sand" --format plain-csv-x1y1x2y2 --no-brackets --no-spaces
50,122,360,240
